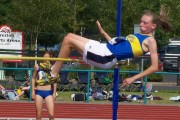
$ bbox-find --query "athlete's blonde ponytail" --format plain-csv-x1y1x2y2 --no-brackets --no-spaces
143,5,171,32
159,5,171,32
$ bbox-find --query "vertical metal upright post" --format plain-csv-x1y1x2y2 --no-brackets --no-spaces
113,63,120,120
116,0,122,37
29,68,33,101
143,76,147,104
113,0,122,119
141,58,148,104
86,71,91,102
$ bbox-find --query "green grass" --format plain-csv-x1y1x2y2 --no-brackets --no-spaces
55,91,180,105
123,91,180,105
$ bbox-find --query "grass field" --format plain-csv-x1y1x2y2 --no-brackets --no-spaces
55,91,180,105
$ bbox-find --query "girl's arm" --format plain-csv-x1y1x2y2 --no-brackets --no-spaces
53,83,57,101
32,65,38,99
123,37,159,85
96,20,112,41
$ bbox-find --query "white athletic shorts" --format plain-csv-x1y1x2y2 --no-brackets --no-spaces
83,40,117,69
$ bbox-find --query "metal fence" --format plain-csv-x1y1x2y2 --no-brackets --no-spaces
0,67,180,104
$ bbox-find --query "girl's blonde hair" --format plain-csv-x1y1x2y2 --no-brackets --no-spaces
41,50,52,57
143,5,171,32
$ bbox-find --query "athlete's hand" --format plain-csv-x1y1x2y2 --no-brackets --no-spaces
96,20,105,34
53,93,56,101
32,92,35,100
122,77,136,87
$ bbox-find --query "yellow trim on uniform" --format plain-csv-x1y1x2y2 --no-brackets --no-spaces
35,61,60,86
126,34,143,57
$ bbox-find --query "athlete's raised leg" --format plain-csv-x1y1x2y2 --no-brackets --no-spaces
51,33,90,76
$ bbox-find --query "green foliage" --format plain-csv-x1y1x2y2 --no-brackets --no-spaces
56,91,180,104
0,0,179,50
148,74,163,82
0,0,11,25
119,59,163,82
121,63,139,71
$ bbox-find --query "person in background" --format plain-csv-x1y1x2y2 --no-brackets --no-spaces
15,77,30,100
32,51,57,120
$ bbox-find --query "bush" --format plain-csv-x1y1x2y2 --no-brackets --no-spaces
119,60,163,82
148,74,163,82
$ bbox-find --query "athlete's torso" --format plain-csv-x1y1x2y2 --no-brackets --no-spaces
107,33,150,60
36,63,52,90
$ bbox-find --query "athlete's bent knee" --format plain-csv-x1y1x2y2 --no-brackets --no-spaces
63,33,74,45
66,33,74,37
64,33,72,41
64,33,74,40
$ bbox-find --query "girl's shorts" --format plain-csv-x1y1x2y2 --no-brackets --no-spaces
83,40,117,69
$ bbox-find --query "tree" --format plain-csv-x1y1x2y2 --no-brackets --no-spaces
5,0,71,49
2,0,179,51
121,0,180,49
0,0,11,25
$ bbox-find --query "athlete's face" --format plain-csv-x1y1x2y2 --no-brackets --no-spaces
139,15,157,34
43,53,51,63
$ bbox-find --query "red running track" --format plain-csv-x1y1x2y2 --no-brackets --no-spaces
0,101,180,120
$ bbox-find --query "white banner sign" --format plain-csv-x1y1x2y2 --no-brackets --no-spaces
0,25,24,62
0,32,23,49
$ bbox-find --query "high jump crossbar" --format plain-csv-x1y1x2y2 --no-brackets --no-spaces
0,56,82,62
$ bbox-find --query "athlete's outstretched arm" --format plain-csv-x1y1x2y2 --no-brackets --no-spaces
96,20,112,41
